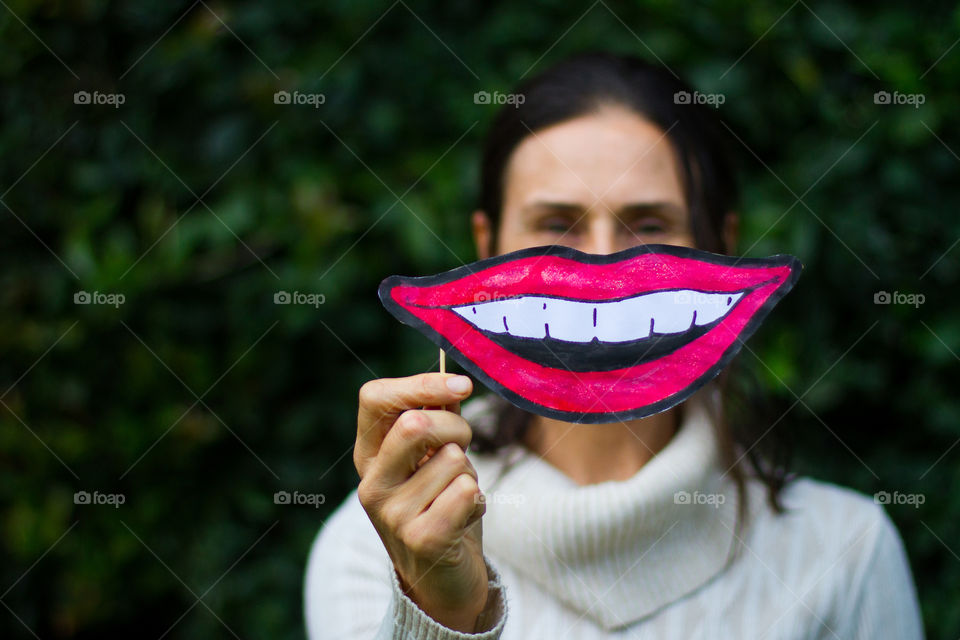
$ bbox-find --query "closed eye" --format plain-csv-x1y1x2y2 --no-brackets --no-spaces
528,203,583,235
621,203,685,236
628,217,668,235
537,214,579,234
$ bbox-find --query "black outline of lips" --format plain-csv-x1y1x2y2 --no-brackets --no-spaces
379,244,802,423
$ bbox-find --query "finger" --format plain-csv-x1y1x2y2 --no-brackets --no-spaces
417,472,483,534
464,495,485,529
355,374,472,475
422,398,461,415
370,409,473,487
396,442,477,515
415,446,437,469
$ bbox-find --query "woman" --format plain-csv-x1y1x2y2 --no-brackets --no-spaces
305,53,923,639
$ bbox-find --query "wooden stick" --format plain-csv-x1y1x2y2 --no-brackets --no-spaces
439,348,446,411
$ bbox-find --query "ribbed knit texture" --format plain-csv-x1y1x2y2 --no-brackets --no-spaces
373,555,506,639
305,392,924,639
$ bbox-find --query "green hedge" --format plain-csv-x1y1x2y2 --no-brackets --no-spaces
1,1,957,638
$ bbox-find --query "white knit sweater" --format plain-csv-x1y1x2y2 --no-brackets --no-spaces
304,391,924,639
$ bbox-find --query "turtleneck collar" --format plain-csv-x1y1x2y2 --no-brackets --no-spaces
466,389,740,631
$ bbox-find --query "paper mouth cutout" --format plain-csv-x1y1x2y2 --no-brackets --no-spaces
379,244,801,423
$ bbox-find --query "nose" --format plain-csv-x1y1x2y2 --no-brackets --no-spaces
583,210,617,255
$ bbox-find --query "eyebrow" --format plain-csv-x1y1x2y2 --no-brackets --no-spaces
523,201,684,216
523,201,583,214
619,202,686,218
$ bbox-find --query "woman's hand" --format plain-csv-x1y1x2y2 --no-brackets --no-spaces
354,373,489,632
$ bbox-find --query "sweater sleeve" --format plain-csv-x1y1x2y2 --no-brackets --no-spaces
839,508,925,640
305,490,508,640
373,555,508,640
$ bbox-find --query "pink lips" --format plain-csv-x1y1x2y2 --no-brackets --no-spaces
379,244,801,423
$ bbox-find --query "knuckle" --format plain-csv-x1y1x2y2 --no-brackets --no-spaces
454,472,479,498
357,479,377,509
438,441,465,462
457,413,474,437
439,444,476,478
358,379,385,409
395,410,429,442
399,522,426,555
443,413,473,446
429,412,472,446
379,499,406,532
402,523,443,558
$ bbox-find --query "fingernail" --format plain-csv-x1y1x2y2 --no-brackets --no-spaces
445,375,470,394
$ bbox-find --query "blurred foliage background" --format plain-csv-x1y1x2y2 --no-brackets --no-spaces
1,0,958,638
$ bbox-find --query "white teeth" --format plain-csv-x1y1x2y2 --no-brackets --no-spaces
451,289,744,343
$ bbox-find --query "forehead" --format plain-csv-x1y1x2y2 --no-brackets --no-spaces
503,106,685,206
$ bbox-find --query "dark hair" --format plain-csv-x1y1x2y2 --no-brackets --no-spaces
479,52,735,253
471,52,792,516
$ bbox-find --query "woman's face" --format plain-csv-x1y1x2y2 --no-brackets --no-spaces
474,105,696,258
